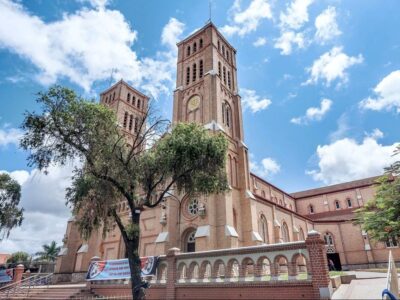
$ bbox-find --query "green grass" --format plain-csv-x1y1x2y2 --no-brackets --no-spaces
329,271,346,277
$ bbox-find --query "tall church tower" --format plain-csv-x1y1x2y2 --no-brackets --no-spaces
161,22,261,254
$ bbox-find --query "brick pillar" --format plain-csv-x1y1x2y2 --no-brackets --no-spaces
166,247,179,300
13,264,24,283
306,230,332,299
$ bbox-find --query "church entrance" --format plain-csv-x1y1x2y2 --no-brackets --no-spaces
327,253,342,271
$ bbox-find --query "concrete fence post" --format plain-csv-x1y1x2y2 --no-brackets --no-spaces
13,264,24,283
166,247,180,300
306,230,332,299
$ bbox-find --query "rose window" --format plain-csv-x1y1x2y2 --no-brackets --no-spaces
188,199,199,216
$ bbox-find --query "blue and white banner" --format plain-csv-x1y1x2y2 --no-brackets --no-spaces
86,256,158,281
0,269,13,283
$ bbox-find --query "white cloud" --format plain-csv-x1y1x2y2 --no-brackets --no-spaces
221,0,272,37
241,88,272,113
0,164,75,254
0,126,23,147
291,98,332,125
329,113,350,141
314,6,341,44
250,156,281,178
78,0,110,9
304,46,363,86
161,18,185,51
307,132,398,184
253,37,267,47
279,0,314,30
359,70,400,113
0,0,184,99
274,30,306,55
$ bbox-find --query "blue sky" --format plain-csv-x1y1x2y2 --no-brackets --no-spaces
0,0,399,253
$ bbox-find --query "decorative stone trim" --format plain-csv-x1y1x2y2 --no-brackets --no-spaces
155,232,169,243
195,225,210,238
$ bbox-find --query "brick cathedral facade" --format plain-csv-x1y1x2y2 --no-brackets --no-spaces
55,22,399,281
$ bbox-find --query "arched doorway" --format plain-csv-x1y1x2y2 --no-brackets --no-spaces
324,232,342,271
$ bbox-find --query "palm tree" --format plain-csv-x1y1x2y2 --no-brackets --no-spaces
35,241,61,262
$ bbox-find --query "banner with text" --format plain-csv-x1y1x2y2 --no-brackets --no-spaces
86,257,158,281
0,269,13,283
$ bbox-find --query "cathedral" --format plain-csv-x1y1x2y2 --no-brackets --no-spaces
55,22,399,282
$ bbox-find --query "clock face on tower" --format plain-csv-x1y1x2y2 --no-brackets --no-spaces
187,95,200,111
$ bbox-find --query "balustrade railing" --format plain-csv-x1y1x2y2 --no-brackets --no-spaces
0,273,53,299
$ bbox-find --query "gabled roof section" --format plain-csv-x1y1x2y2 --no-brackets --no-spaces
100,79,149,99
291,176,381,199
250,172,295,200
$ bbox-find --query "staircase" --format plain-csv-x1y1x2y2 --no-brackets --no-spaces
0,274,98,299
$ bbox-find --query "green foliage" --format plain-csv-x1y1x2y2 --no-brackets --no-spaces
0,173,24,240
7,251,30,265
35,241,61,262
355,145,400,242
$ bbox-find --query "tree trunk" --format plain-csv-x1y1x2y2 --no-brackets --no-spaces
126,214,144,299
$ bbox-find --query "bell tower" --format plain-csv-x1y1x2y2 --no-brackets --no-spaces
165,22,259,253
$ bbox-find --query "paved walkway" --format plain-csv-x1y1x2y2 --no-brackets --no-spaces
332,271,399,300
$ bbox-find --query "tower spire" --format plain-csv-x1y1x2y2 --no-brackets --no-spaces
208,0,212,23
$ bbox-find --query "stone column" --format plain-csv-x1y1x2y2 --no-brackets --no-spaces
306,231,332,299
166,248,180,300
13,264,24,283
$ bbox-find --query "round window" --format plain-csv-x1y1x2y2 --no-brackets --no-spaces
188,199,199,216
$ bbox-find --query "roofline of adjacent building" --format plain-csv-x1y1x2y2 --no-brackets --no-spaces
250,172,295,200
100,79,149,99
291,175,383,199
176,21,237,53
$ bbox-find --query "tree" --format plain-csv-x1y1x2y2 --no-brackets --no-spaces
355,145,400,243
21,86,228,299
7,251,30,268
35,241,61,262
0,173,24,240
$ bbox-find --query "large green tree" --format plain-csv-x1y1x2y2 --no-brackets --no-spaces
0,173,24,240
355,145,400,243
7,251,30,268
21,86,228,299
35,241,61,262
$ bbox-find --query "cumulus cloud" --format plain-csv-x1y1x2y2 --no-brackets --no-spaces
314,6,341,44
279,0,314,30
0,126,23,147
250,156,281,178
253,37,267,47
274,31,306,55
307,132,398,184
359,70,400,113
221,0,272,37
304,46,363,86
0,164,76,254
241,88,272,113
291,98,332,125
0,0,184,99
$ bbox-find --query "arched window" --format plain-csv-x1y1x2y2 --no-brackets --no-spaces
112,91,115,100
226,51,229,61
347,198,352,208
259,215,268,243
225,103,231,127
132,96,136,106
222,45,225,55
193,42,197,52
282,222,290,243
134,118,138,133
184,229,196,252
186,67,190,85
386,236,399,248
335,200,340,209
187,45,191,56
199,60,203,78
217,40,220,51
324,232,334,246
222,102,225,123
192,63,197,82
227,71,231,89
218,62,221,77
105,96,108,103
123,112,128,128
309,204,314,214
223,66,226,84
137,99,141,109
129,114,133,131
199,38,203,48
262,190,266,198
127,93,130,103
